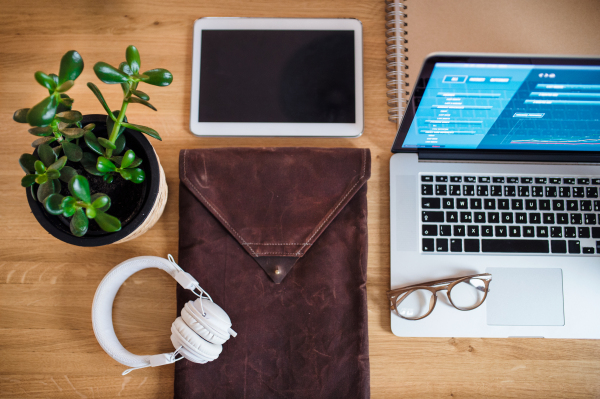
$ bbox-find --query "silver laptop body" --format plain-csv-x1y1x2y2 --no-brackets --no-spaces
389,53,600,339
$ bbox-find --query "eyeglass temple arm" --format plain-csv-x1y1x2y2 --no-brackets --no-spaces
387,273,491,296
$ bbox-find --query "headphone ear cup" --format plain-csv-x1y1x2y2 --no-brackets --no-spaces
185,300,233,344
181,305,228,345
171,317,222,363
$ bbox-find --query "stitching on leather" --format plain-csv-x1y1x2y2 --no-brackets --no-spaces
247,243,309,246
295,149,367,256
183,150,258,257
254,252,300,256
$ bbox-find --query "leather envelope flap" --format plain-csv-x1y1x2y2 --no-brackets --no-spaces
180,147,371,283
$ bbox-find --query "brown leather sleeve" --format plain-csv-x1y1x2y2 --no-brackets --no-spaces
176,147,371,398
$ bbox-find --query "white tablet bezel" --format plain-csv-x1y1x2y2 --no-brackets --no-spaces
190,18,363,137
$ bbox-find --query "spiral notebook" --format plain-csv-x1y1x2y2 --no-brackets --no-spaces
384,0,600,126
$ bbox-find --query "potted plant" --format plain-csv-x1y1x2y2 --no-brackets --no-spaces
14,47,172,246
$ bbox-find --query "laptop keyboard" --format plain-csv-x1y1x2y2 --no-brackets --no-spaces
420,174,600,255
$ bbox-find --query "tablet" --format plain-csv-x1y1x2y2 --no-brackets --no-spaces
190,18,363,137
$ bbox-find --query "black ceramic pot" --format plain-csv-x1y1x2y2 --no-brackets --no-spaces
26,114,166,246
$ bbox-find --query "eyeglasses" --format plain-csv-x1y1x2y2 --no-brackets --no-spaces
386,273,492,320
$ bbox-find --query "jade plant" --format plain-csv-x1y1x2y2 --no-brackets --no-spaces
14,46,172,237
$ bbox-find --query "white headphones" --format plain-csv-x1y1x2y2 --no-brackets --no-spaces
91,255,236,375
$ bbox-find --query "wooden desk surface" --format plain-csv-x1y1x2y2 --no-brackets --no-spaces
1,0,600,397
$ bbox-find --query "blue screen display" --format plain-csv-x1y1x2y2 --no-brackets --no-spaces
401,63,600,151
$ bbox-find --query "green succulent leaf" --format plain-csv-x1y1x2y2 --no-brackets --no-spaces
21,174,37,187
37,144,55,167
46,169,60,180
58,94,74,111
56,80,74,93
50,74,59,86
119,169,132,180
28,126,53,137
61,196,77,217
94,210,121,232
91,193,111,212
61,128,85,139
59,166,78,183
94,62,129,84
30,185,37,201
98,137,116,150
120,122,161,141
35,174,48,184
44,194,65,215
70,208,89,236
35,71,56,91
69,175,91,203
140,68,173,86
86,207,97,219
80,152,104,176
34,160,46,174
13,108,30,123
83,131,103,155
104,174,114,183
37,180,56,202
27,95,58,127
126,45,141,74
87,82,114,118
96,156,117,172
31,136,55,148
120,150,135,169
19,154,38,174
131,89,149,101
62,140,83,162
130,157,143,168
120,82,129,95
106,111,127,138
119,62,132,76
52,145,62,158
127,168,145,184
83,123,95,131
58,50,84,85
128,96,157,111
48,156,67,171
56,110,83,123
113,134,126,155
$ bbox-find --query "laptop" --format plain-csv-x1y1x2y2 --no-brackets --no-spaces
389,53,600,339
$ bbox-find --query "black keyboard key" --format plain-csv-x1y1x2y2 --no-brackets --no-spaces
502,212,514,224
423,238,434,252
488,212,500,223
523,226,535,237
470,198,482,209
535,177,547,184
507,177,519,184
460,212,472,223
552,200,564,211
558,187,571,198
482,239,549,253
495,226,507,237
442,198,455,209
593,179,600,185
482,226,493,236
450,239,462,252
568,240,581,254
565,227,576,238
446,212,458,223
578,227,590,238
484,199,496,210
515,213,527,224
521,177,533,184
583,247,595,254
597,241,600,253
584,213,596,225
422,184,433,196
450,176,462,182
532,186,544,197
511,199,523,210
421,175,433,182
465,176,476,183
456,199,468,209
464,239,480,252
463,185,475,196
567,200,578,211
557,213,569,225
571,213,582,225
525,200,537,210
422,225,438,236
563,178,575,184
586,187,598,198
593,227,600,238
529,213,541,224
578,178,590,185
440,225,452,236
581,200,592,211
490,185,502,196
539,200,551,211
474,212,486,223
477,185,489,196
422,211,444,222
449,185,461,195
551,240,567,253
595,201,600,212
493,177,505,183
436,176,448,182
422,197,441,209
550,178,561,184
573,187,585,198
518,186,530,197
504,186,516,197
478,177,491,183
498,199,510,210
545,186,557,197
509,226,521,237
436,238,448,252
551,227,562,238
537,226,549,237
453,225,466,236
468,225,479,236
436,184,447,195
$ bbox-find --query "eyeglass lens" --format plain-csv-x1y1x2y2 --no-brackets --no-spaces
449,277,487,310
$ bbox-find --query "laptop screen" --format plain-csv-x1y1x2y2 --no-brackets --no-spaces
392,55,600,153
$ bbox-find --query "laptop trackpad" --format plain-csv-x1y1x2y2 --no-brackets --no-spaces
486,267,565,326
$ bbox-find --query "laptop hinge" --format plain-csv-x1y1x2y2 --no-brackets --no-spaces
417,150,600,163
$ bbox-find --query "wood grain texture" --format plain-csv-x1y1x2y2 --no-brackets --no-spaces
0,0,599,398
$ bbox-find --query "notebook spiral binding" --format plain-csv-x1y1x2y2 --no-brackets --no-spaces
385,0,408,124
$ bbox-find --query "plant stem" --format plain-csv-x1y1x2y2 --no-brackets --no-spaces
105,93,130,158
